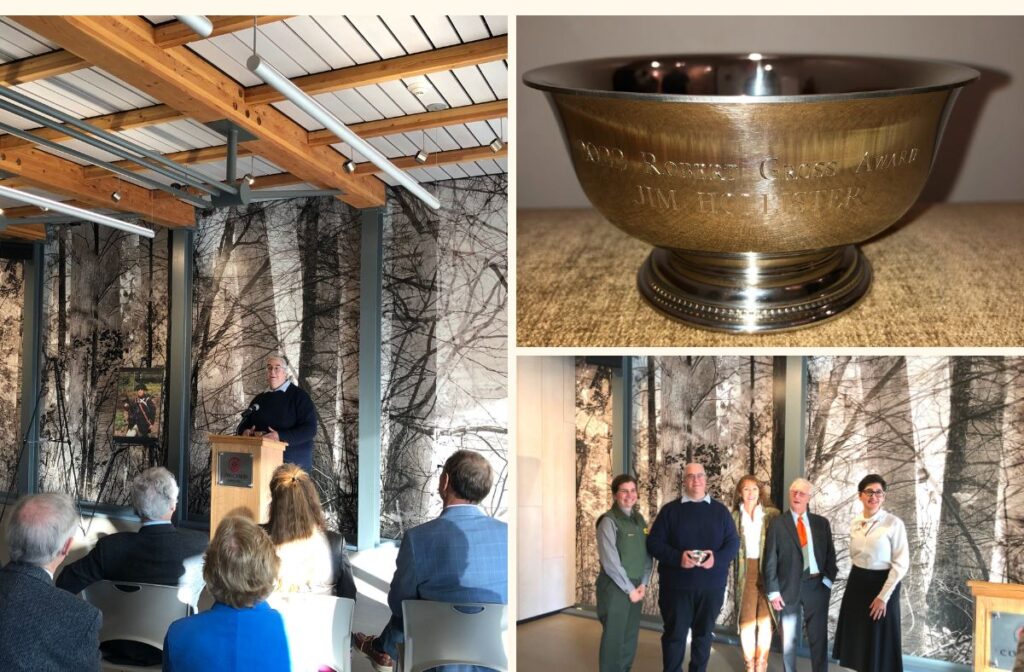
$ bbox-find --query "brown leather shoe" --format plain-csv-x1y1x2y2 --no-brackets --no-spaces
353,632,394,672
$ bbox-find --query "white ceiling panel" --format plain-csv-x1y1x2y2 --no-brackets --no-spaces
450,16,490,42
188,38,258,86
308,16,377,65
444,124,483,149
347,17,405,59
258,21,331,74
415,17,461,49
483,16,508,36
477,61,508,99
353,84,406,119
284,16,354,69
381,17,433,53
425,71,473,108
0,18,56,57
464,120,500,146
451,65,497,102
460,161,485,177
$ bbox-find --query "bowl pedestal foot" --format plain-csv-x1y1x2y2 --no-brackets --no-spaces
637,245,872,333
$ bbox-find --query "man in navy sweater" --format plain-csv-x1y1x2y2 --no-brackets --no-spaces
647,462,740,672
238,353,318,472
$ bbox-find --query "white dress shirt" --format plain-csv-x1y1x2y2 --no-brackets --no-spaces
849,508,909,603
740,504,764,560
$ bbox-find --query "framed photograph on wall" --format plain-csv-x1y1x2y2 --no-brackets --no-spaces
113,367,164,445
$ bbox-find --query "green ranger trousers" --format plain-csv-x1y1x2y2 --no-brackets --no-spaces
596,571,643,672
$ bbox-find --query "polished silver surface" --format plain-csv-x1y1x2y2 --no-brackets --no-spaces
524,53,979,103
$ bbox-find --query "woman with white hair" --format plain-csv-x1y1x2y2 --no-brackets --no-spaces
237,353,318,472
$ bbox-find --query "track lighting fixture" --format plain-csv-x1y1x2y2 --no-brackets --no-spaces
343,160,357,174
415,150,429,164
248,54,440,209
241,173,256,186
489,138,504,153
111,190,122,202
0,185,154,238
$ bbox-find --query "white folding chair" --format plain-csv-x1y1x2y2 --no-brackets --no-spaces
81,580,192,671
268,592,356,672
400,600,508,672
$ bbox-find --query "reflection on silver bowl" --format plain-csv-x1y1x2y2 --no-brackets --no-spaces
524,54,978,332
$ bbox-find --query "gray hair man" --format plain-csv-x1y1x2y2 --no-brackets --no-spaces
0,493,101,671
56,467,208,666
762,478,838,672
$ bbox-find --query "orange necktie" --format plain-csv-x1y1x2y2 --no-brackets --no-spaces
796,516,808,547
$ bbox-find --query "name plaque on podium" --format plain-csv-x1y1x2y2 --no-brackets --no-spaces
217,452,254,488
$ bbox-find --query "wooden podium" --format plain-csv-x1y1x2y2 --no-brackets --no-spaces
208,434,287,538
968,580,1024,670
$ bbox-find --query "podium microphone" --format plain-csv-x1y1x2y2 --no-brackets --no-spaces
240,403,260,421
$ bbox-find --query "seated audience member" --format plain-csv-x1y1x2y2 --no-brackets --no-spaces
0,493,101,672
163,516,290,671
266,463,356,599
56,466,208,665
355,449,508,672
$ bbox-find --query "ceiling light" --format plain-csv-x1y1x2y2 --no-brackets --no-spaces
489,138,504,153
415,149,429,164
0,207,5,216
343,160,357,174
0,185,154,238
175,15,213,38
249,54,439,209
111,190,122,202
241,173,256,186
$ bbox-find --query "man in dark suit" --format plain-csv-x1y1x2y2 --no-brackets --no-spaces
354,449,508,672
762,477,838,672
56,466,207,665
0,493,101,671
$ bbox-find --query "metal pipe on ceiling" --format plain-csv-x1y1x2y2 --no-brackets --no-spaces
0,86,237,196
249,189,343,201
247,54,441,210
175,15,214,38
0,119,211,209
0,185,156,238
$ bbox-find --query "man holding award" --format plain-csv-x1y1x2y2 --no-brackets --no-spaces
647,463,739,672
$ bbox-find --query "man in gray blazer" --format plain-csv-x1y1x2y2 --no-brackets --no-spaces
762,478,838,672
0,493,101,672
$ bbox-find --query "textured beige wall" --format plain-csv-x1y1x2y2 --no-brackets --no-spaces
516,16,1024,208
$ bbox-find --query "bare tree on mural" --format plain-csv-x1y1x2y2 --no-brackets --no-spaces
38,225,169,507
379,176,508,539
927,357,1007,653
575,361,614,607
0,260,25,489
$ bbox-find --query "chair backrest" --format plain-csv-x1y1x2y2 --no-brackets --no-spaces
82,580,192,650
401,600,508,672
267,592,355,672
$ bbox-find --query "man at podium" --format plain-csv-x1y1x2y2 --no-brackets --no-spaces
238,354,318,472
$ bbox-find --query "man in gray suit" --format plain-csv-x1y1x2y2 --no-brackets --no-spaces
0,493,101,671
762,478,837,672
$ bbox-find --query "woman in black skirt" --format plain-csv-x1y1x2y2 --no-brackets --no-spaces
833,474,910,672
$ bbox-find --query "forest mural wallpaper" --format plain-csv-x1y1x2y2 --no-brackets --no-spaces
0,175,506,544
37,226,170,507
573,354,1024,666
0,258,24,494
806,355,1024,666
191,175,508,539
575,356,776,620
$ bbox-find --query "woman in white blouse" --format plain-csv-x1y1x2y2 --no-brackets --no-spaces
833,474,910,672
731,475,780,672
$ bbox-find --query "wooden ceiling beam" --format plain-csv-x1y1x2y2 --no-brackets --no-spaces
0,144,194,227
0,223,47,241
15,16,384,208
81,100,509,178
0,104,183,149
0,49,85,86
355,144,509,175
153,16,293,48
245,35,509,105
308,99,507,146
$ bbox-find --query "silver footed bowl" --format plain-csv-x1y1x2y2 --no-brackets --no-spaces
523,54,978,333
